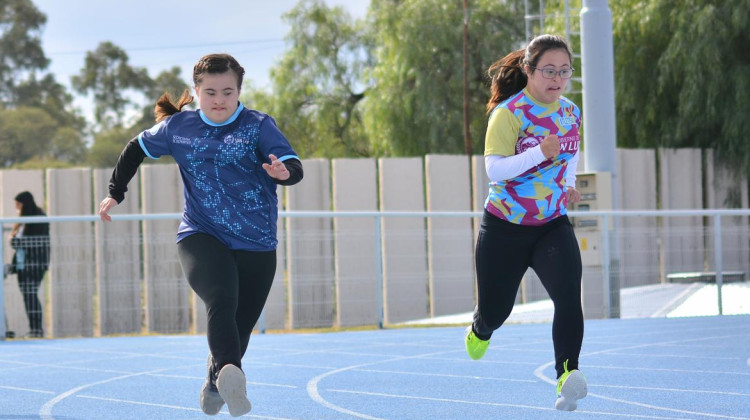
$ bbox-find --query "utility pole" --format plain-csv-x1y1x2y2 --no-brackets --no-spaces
462,0,471,156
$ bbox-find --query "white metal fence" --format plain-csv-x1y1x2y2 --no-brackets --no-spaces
1,209,749,340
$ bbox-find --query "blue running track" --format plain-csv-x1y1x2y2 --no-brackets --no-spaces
0,315,748,419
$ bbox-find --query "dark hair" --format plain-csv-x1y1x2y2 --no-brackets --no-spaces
154,90,194,123
486,34,573,114
192,53,245,89
152,53,246,123
14,191,41,216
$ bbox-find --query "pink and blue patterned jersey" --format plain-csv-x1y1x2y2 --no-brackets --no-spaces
484,89,581,225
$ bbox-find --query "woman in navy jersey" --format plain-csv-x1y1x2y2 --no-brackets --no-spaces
464,34,587,411
99,53,303,417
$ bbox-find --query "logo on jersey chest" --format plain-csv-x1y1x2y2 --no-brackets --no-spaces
223,134,250,145
559,116,577,126
559,136,580,152
172,135,191,145
515,134,580,154
516,136,541,154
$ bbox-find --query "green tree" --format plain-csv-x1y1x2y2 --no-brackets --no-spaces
50,126,87,163
132,66,193,131
0,0,49,105
0,107,57,166
7,74,88,166
71,41,153,128
87,66,188,168
364,0,525,156
15,73,86,129
247,0,371,158
86,125,142,168
612,0,750,173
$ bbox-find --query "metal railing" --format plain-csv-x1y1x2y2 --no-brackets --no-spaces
1,208,748,339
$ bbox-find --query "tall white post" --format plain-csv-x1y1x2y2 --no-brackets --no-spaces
580,0,620,318
581,0,617,183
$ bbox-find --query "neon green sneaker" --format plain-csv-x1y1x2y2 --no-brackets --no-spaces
555,360,587,411
464,326,489,360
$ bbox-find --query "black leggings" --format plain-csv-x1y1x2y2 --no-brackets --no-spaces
473,211,583,378
177,233,276,372
17,267,46,333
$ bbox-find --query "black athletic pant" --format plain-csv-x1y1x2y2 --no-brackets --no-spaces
472,210,583,378
177,233,276,374
17,266,46,333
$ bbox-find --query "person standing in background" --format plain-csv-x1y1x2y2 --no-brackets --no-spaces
465,34,587,411
8,191,50,339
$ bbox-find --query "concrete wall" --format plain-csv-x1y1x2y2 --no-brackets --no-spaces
47,168,96,337
140,164,189,334
262,186,287,330
286,158,334,328
705,150,750,273
617,149,659,287
332,158,379,327
425,155,475,316
94,168,142,335
659,148,704,275
378,157,429,324
0,148,746,336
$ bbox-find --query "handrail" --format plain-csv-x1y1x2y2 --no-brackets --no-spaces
1,208,747,339
1,208,749,224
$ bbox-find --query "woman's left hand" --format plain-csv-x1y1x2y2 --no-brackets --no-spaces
262,154,290,181
567,187,581,204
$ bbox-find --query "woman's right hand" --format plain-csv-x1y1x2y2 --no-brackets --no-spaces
99,197,118,222
541,134,561,159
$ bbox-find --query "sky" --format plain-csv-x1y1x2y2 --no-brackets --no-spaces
31,0,370,122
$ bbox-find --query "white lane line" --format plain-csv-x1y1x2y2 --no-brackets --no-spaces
350,367,748,397
581,364,750,376
0,385,56,395
307,361,389,420
590,384,750,397
150,373,298,389
600,352,741,361
327,389,691,420
306,348,464,420
76,395,298,420
534,333,750,420
353,368,536,383
39,363,195,420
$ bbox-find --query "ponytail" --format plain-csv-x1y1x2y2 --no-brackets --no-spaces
154,89,194,123
486,34,574,115
486,49,526,114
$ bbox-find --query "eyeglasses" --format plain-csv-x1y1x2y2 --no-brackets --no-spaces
531,67,575,79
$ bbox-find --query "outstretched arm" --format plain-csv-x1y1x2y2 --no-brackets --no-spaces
263,155,303,186
100,137,146,221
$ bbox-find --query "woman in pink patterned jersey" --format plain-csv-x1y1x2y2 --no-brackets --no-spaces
464,34,588,411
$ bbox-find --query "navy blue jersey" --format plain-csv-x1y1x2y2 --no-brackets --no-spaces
138,103,298,251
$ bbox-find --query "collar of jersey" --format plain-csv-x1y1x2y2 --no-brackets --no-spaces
522,88,561,111
198,102,244,126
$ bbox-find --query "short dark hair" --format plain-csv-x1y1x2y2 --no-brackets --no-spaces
153,53,246,122
193,53,245,90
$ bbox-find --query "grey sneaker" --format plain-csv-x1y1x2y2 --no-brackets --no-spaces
216,364,251,417
200,354,224,415
554,360,587,411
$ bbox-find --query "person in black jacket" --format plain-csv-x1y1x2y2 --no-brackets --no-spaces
8,191,50,338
